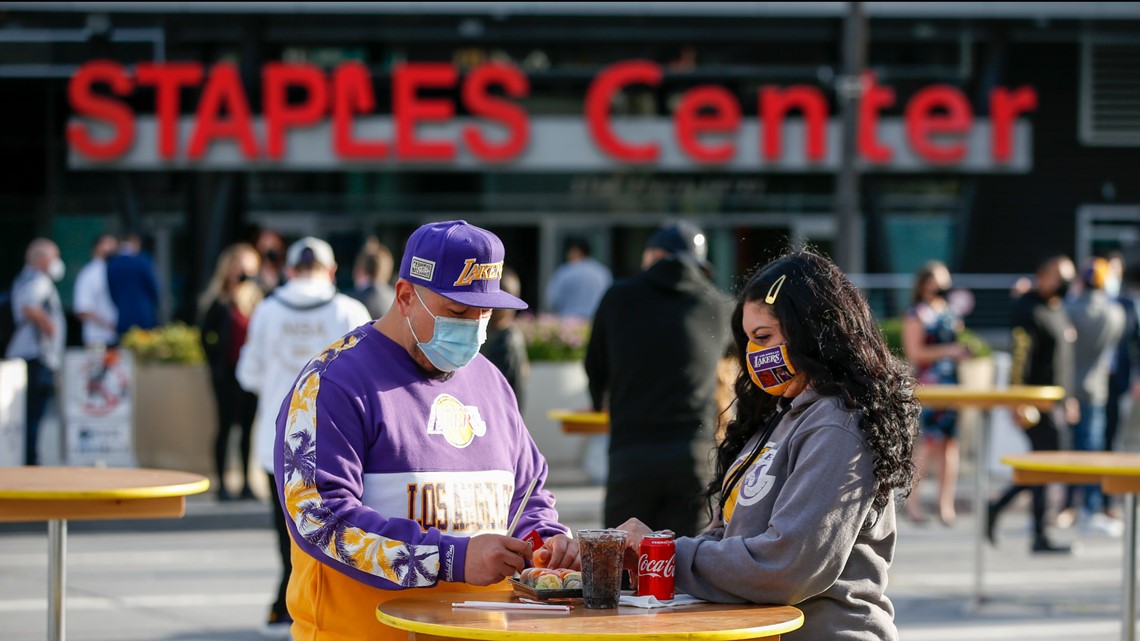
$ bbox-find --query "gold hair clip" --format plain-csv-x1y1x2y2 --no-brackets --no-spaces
765,275,787,304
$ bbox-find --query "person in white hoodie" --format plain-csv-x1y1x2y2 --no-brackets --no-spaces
237,236,371,639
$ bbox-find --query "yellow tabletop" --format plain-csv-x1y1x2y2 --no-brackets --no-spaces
0,466,211,522
378,590,803,641
549,410,610,435
1002,452,1140,494
914,385,1065,410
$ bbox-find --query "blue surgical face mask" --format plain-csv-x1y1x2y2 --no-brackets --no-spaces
406,287,489,372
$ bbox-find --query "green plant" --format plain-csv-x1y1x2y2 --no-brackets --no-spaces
515,313,591,362
878,317,992,359
120,323,206,365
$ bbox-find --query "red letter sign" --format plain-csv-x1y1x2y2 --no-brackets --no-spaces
67,60,135,160
136,62,203,159
675,86,740,163
759,85,828,161
332,62,388,159
906,85,972,163
264,63,329,159
188,63,259,159
462,62,530,162
394,62,458,161
990,86,1037,162
857,72,895,163
585,60,662,162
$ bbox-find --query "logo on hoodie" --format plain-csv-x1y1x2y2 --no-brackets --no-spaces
427,393,487,448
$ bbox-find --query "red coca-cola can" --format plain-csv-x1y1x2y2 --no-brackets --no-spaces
637,531,676,600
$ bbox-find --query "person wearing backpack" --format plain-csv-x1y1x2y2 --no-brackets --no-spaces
235,236,370,639
5,238,66,465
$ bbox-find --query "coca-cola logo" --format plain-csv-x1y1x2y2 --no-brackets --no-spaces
638,553,676,578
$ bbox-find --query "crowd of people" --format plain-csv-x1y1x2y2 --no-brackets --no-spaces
7,220,1140,640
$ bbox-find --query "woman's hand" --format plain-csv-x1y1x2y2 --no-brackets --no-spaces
614,517,654,587
534,533,580,570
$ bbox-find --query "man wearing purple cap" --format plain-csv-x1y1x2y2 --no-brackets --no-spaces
274,220,578,641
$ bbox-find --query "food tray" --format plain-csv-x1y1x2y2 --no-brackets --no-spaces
508,577,583,601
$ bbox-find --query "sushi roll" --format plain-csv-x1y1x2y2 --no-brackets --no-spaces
533,573,564,590
561,571,582,590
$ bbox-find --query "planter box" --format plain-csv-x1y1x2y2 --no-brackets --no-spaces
522,361,591,467
133,362,216,477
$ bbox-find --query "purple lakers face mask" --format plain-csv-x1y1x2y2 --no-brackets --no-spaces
745,342,798,396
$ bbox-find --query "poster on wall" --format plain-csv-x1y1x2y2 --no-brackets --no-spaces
0,359,27,468
61,348,135,466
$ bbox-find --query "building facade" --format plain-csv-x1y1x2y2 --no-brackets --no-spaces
2,2,1139,329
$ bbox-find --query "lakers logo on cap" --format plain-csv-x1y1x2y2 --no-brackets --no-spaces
453,259,503,287
426,394,487,448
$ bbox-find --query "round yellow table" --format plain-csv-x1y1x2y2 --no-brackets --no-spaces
913,384,1066,608
377,589,804,641
1002,452,1140,641
0,466,210,641
548,410,610,435
914,384,1065,410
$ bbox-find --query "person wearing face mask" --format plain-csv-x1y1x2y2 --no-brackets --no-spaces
1054,258,1125,535
236,236,370,639
270,221,579,641
585,220,734,537
902,260,971,526
7,238,67,465
199,243,264,502
987,255,1079,554
615,249,920,641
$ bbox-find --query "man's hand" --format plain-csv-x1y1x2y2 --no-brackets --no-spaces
463,534,532,586
534,533,580,570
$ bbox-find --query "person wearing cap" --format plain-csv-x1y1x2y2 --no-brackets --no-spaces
584,220,733,537
273,221,578,641
236,236,371,639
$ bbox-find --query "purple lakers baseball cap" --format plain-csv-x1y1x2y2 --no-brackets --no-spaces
398,220,528,310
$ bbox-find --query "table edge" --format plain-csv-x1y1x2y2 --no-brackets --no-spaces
1000,456,1140,477
0,477,211,500
376,602,804,641
547,410,609,424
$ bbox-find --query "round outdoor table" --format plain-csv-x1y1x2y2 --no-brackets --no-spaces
377,589,804,641
0,466,210,641
913,384,1065,609
549,410,609,435
1002,452,1140,641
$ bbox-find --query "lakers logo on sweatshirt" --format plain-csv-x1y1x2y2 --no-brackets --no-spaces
426,394,487,448
723,444,778,524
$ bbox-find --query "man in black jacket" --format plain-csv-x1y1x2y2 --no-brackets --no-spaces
987,254,1077,554
585,221,733,537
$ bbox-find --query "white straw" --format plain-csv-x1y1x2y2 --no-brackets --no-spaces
452,601,569,612
506,478,539,537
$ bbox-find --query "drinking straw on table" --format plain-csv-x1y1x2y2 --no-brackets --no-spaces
452,601,569,612
506,478,538,537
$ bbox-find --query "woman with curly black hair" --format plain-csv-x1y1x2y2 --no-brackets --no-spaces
617,249,921,640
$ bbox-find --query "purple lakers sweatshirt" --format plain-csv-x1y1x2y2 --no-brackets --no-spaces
274,323,566,640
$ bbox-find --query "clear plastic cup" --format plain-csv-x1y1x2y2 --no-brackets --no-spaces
576,528,627,609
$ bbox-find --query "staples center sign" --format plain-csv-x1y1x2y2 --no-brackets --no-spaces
67,60,1035,172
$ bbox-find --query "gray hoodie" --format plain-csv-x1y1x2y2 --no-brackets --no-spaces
675,389,896,641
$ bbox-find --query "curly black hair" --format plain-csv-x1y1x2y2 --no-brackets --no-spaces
706,249,921,516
